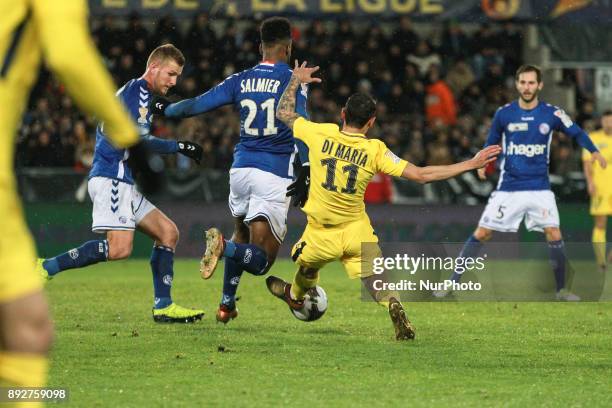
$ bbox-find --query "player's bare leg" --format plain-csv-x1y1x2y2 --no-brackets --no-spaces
0,291,53,391
138,209,204,322
216,217,249,323
106,230,135,260
433,226,492,298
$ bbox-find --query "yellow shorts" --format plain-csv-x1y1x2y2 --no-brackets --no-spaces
291,214,381,279
0,190,41,303
590,191,612,216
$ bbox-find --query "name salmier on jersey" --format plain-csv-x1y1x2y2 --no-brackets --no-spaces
165,62,308,179
239,77,282,94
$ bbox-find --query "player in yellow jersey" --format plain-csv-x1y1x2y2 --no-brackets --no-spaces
583,110,612,272
0,0,142,399
255,61,499,340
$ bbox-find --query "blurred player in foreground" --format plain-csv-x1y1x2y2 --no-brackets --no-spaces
0,0,156,399
37,45,205,323
435,65,606,300
260,61,500,340
583,110,612,272
152,17,311,324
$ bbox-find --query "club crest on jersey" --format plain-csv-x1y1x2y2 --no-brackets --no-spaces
138,107,149,124
539,123,550,135
507,122,528,132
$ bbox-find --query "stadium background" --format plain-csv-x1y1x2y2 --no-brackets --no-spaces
18,0,612,257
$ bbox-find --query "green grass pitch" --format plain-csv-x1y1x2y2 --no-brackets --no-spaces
46,259,611,407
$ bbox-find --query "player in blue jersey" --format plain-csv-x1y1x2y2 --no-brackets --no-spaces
37,45,206,322
434,65,607,300
151,17,310,323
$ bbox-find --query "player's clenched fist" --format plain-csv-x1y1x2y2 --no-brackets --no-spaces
471,145,502,170
177,141,203,164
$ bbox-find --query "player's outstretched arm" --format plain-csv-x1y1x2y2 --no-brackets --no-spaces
555,109,607,169
151,75,237,118
32,0,138,148
401,145,501,184
277,60,321,129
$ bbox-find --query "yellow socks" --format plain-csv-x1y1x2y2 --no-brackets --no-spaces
290,269,319,301
592,227,607,266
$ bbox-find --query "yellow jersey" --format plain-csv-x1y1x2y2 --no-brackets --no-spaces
0,0,138,185
293,117,408,226
0,0,139,301
583,130,612,191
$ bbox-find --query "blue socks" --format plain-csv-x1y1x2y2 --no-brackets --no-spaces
223,240,268,276
43,240,108,276
219,240,268,309
451,235,483,282
221,257,243,309
150,245,174,309
548,240,566,292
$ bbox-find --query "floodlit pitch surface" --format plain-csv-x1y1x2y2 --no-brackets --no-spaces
46,259,611,407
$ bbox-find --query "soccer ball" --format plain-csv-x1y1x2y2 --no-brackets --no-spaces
290,285,328,322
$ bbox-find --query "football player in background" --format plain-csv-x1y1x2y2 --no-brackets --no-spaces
38,45,205,323
0,0,152,399
266,62,500,340
435,65,606,300
151,17,311,324
583,110,612,272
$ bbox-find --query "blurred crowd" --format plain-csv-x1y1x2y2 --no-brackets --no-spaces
16,14,599,175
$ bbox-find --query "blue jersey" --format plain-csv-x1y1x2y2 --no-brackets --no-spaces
485,100,598,192
90,78,178,184
166,62,308,179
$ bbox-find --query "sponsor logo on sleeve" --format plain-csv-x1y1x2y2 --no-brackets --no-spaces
554,109,573,128
385,150,401,164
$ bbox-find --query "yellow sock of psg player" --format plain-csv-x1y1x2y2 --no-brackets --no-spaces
592,227,607,267
290,268,319,301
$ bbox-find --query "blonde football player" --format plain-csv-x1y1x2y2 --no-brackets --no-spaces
1,0,143,399
583,110,612,271
261,61,500,340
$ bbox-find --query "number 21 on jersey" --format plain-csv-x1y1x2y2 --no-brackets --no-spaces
240,98,277,136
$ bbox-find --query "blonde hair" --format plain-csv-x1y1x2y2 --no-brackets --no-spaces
146,44,185,68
